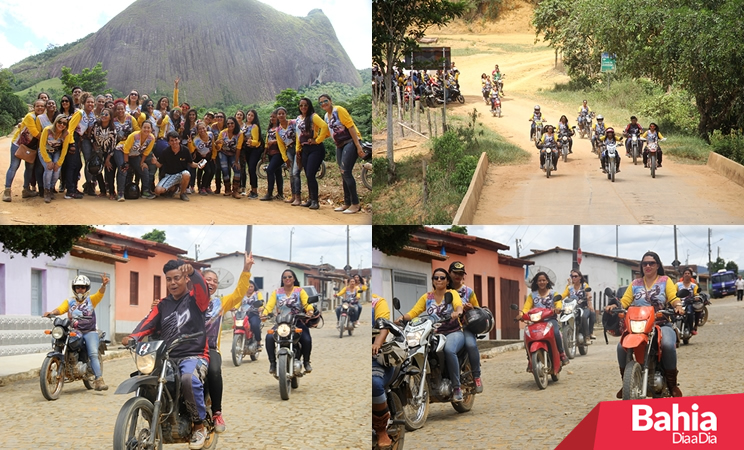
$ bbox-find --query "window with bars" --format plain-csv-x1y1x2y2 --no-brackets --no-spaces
153,275,161,302
130,271,139,306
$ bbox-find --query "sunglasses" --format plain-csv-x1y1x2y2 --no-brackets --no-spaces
130,93,138,96
299,103,309,108
102,113,110,117
58,122,68,126
216,116,224,119
571,275,580,278
319,100,330,105
432,276,447,281
641,261,657,267
61,100,70,103
282,275,294,280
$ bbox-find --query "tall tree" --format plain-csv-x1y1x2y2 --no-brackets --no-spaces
446,225,468,235
725,260,739,274
0,226,93,259
141,229,166,244
373,225,422,255
60,62,108,94
373,0,467,183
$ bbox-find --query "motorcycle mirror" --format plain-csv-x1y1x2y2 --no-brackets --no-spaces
307,295,319,304
510,304,519,310
604,287,615,297
393,297,401,310
254,300,264,307
444,292,453,305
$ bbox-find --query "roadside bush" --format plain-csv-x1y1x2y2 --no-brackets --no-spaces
710,130,744,165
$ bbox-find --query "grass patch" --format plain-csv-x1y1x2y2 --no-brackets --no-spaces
372,110,528,224
14,78,64,99
663,135,709,164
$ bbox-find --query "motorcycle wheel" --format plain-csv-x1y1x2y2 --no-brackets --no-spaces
403,373,430,431
291,375,300,389
633,147,638,165
257,163,268,180
564,325,576,359
278,353,291,400
362,164,373,190
531,349,549,390
232,334,244,367
339,315,346,339
578,332,588,356
610,160,616,182
426,97,434,108
562,149,567,163
113,396,162,450
498,107,501,118
650,154,656,178
317,161,326,179
622,361,644,400
250,340,259,361
452,360,475,413
546,162,551,179
40,355,65,401
388,391,406,450
457,94,465,104
699,306,708,327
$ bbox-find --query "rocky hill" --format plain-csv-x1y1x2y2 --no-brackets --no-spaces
10,0,362,105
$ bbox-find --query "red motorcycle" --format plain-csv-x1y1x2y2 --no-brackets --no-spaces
231,304,263,366
511,301,563,390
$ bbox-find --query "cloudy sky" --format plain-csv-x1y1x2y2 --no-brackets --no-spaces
0,0,371,69
431,225,744,271
101,225,372,270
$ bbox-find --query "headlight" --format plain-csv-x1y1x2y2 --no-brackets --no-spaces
51,326,64,340
135,353,157,375
563,305,574,314
235,319,244,327
630,320,646,333
529,312,543,322
406,331,422,348
632,135,637,141
277,323,291,338
342,303,349,310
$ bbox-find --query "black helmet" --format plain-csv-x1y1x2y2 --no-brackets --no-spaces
124,182,140,200
361,141,372,161
304,306,323,329
86,154,103,176
463,307,494,335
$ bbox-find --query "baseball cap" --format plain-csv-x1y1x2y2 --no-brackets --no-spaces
449,261,466,274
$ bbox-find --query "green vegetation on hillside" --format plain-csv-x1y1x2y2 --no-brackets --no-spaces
0,68,27,136
9,34,92,91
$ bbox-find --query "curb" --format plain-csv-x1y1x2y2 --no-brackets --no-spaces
0,349,130,387
707,152,744,189
480,342,524,359
453,151,488,225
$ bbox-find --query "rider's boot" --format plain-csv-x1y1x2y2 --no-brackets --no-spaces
616,367,625,398
666,369,683,397
373,411,392,448
94,377,109,391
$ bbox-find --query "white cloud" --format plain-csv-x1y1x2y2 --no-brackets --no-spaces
0,32,35,68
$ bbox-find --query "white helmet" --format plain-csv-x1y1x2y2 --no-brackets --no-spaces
596,115,604,121
72,275,91,301
376,338,407,367
534,105,541,111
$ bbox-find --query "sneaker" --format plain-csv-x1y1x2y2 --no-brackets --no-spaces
65,191,83,199
259,194,273,201
117,194,125,202
304,361,312,373
274,194,284,201
94,377,109,391
141,191,155,199
590,335,597,340
692,330,697,335
185,187,193,194
199,188,207,196
269,362,277,375
205,188,214,194
180,193,190,202
189,427,207,450
616,168,621,173
474,377,483,394
657,163,662,168
213,412,226,433
240,188,247,196
248,192,258,199
561,353,570,365
626,152,631,157
453,388,464,402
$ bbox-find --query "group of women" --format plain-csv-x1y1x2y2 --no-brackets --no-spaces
6,81,366,213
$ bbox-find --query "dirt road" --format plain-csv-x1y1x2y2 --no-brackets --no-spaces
432,30,744,224
0,137,371,225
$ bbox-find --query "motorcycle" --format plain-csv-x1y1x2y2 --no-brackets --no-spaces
373,314,411,450
361,141,373,191
557,127,575,163
403,85,424,113
431,83,464,104
268,295,319,400
673,289,707,345
540,140,558,179
604,288,677,400
511,298,564,390
482,82,492,105
591,125,605,155
558,297,578,359
40,316,109,401
338,301,356,338
231,301,264,366
698,294,711,327
626,131,642,165
495,74,505,97
113,332,218,450
603,140,620,182
396,295,477,431
641,137,666,178
490,92,501,118
577,111,594,139
532,118,544,145
258,159,326,180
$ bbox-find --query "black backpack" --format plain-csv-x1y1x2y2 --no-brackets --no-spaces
602,292,622,343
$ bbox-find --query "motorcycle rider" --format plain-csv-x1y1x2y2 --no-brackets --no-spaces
605,251,685,398
201,252,254,433
560,270,596,341
516,271,569,366
239,280,265,348
599,127,622,173
491,64,503,94
577,100,592,129
448,261,484,394
528,105,545,141
537,125,559,171
590,114,607,153
396,268,465,402
122,261,211,450
558,115,574,153
43,273,110,391
262,269,317,374
335,276,362,327
676,267,701,335
622,116,644,157
372,294,394,448
641,123,665,168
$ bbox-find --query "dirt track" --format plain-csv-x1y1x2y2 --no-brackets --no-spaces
432,30,744,224
0,137,371,225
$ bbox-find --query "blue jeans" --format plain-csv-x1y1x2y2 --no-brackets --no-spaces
148,140,169,191
40,151,62,190
302,143,325,201
248,313,262,342
617,323,676,370
372,358,395,404
5,142,32,189
286,146,301,195
218,152,240,182
336,141,359,205
266,153,284,196
82,331,102,378
179,357,208,423
126,154,151,194
463,329,481,378
443,331,464,389
335,303,359,322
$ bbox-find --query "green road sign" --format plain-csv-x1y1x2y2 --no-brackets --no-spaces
601,53,616,72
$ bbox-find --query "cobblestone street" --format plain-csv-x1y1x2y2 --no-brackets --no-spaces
405,295,744,449
0,320,370,449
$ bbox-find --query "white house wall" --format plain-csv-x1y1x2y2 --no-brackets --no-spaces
372,248,433,314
